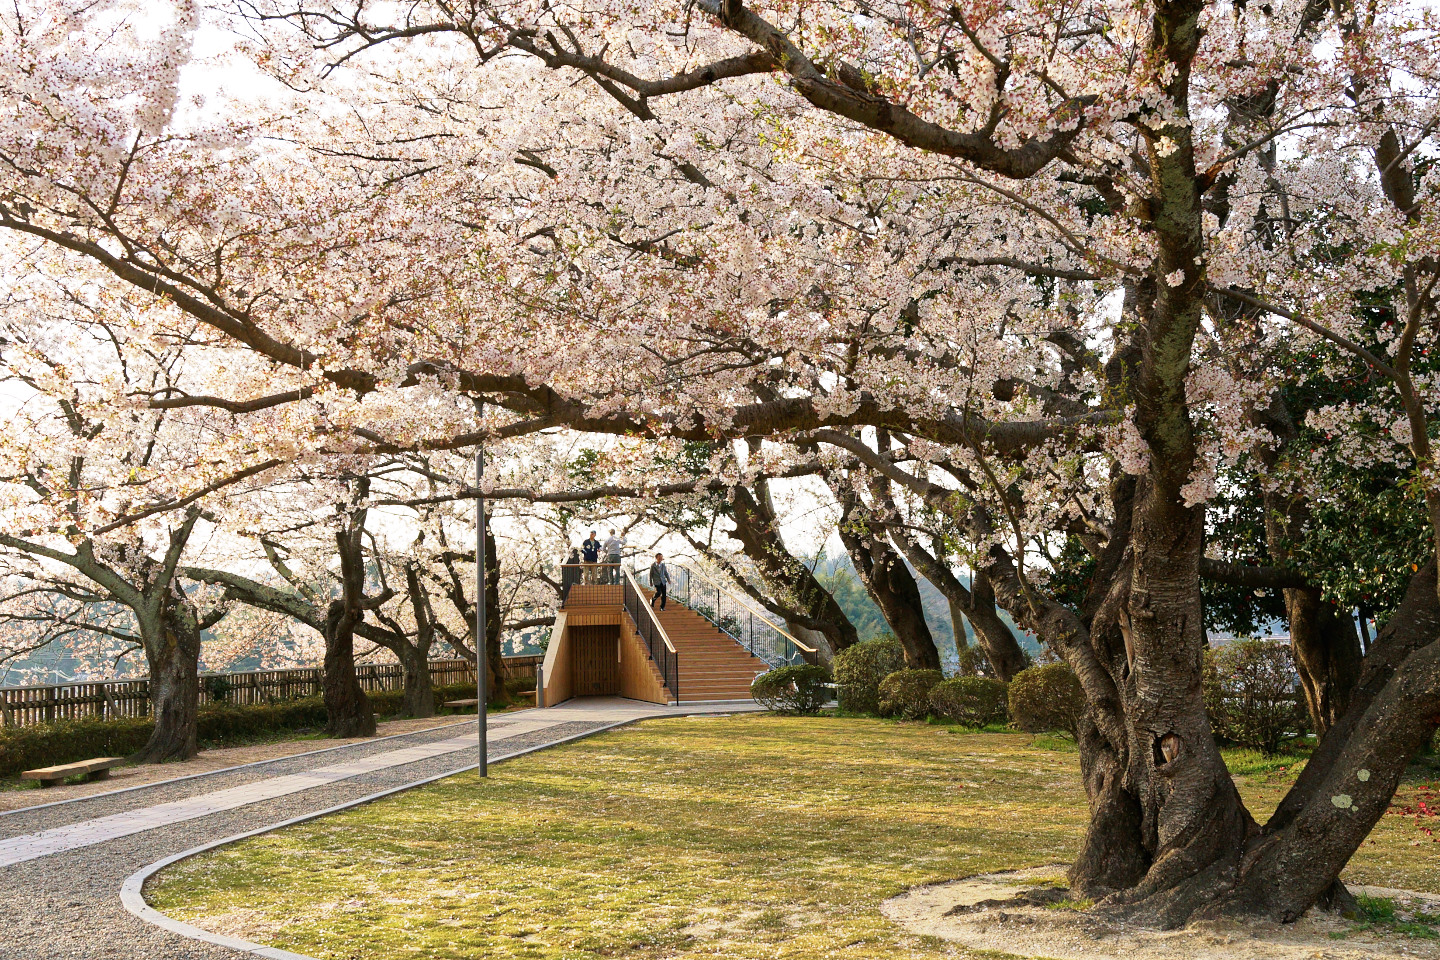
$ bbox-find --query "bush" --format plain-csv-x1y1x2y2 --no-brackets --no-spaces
0,716,154,778
833,637,906,714
1008,663,1084,733
202,674,234,703
751,665,831,715
1203,639,1308,755
953,645,992,678
878,669,944,720
505,675,537,695
929,677,1009,727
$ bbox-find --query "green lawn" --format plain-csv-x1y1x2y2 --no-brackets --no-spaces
147,715,1440,960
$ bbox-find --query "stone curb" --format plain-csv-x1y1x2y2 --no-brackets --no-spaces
120,716,645,960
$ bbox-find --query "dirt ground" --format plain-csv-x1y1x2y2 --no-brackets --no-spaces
0,716,474,813
882,867,1440,960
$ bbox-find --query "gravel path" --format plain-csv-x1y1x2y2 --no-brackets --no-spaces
0,718,516,839
0,714,614,960
0,714,494,814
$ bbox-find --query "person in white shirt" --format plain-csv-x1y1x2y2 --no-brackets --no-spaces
602,529,625,583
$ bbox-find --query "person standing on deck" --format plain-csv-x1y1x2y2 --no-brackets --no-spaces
602,529,624,583
581,530,602,584
649,553,671,611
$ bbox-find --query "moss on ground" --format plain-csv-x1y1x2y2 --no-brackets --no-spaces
147,715,1440,960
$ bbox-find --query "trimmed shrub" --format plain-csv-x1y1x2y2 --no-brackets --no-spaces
751,664,831,715
0,717,154,778
505,675,537,695
1008,663,1084,734
878,669,944,720
1203,639,1307,755
202,674,234,703
929,677,1009,727
953,645,992,678
833,637,906,714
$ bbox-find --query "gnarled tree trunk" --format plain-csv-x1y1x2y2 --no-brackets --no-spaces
728,479,859,655
399,641,435,717
133,596,202,764
324,599,376,738
324,481,377,738
835,486,941,670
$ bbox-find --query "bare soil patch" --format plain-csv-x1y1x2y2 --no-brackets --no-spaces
882,866,1440,960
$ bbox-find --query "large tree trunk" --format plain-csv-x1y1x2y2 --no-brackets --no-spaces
324,599,376,737
1286,589,1362,737
887,522,1029,680
1218,632,1440,921
325,483,377,738
133,597,202,764
1256,459,1363,736
483,509,505,702
729,481,859,654
787,622,834,669
393,563,438,717
400,643,436,717
835,488,941,670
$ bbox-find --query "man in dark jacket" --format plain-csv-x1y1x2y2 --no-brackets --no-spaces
581,530,602,583
649,553,671,610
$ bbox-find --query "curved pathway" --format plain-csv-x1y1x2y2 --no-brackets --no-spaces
0,698,760,960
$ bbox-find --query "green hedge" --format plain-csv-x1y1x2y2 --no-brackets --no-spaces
833,637,906,714
878,669,944,720
751,665,831,715
1202,640,1308,755
0,680,489,779
929,677,1009,726
1008,663,1084,734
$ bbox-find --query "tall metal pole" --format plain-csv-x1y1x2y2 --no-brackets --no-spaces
476,441,488,778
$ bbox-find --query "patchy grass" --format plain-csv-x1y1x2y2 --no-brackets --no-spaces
147,715,1440,960
1331,895,1440,941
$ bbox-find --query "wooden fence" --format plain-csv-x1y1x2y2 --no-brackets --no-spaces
0,655,543,729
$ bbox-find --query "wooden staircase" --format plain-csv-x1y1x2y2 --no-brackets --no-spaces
644,590,770,701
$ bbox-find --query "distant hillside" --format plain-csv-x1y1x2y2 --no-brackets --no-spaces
812,553,1041,672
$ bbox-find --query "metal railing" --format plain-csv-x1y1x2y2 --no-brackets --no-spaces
622,567,680,703
559,562,623,603
631,561,815,669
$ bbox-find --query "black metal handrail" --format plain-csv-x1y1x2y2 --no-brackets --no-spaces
631,562,814,669
622,568,679,703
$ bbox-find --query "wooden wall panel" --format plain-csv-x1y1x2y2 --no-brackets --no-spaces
541,613,572,706
619,617,671,704
570,625,620,697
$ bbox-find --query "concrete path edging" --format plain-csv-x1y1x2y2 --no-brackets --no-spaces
119,717,646,960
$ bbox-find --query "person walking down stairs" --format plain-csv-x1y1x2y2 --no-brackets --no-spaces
649,553,671,611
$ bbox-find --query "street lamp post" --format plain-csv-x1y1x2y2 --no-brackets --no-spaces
476,443,488,778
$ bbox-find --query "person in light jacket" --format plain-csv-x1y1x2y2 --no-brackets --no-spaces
649,552,671,611
602,529,625,583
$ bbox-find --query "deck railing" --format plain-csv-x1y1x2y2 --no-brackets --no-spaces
622,567,679,702
0,656,536,729
559,562,623,603
632,562,816,669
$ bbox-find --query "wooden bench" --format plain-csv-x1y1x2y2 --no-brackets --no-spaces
443,699,479,709
22,757,122,788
